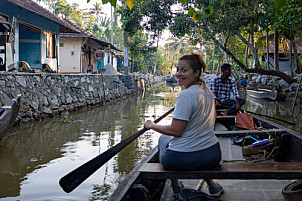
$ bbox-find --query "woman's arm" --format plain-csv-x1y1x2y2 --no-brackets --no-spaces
144,118,187,137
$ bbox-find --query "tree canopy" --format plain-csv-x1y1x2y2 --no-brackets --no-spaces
114,0,302,83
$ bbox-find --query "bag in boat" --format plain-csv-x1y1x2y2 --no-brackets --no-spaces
235,111,257,130
174,189,222,201
242,139,276,156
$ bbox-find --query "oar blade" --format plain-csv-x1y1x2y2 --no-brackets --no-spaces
59,150,112,193
59,129,147,193
59,107,174,193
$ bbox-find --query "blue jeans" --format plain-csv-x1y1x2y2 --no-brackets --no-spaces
221,98,246,115
158,135,221,171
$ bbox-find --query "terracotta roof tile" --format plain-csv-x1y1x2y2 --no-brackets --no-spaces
61,19,122,52
6,0,78,33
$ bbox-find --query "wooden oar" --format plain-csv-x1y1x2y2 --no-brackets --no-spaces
218,106,296,126
59,107,174,193
245,110,296,126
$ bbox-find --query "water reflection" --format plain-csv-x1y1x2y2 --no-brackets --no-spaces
244,95,302,133
0,87,178,201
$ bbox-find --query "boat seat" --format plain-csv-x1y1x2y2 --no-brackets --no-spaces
216,109,228,112
139,162,302,180
214,128,284,137
216,115,236,119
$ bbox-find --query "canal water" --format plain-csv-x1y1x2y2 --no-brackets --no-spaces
0,84,179,201
0,83,301,200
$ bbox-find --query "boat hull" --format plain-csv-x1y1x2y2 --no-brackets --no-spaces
246,89,278,100
0,94,21,140
109,147,164,201
110,115,302,201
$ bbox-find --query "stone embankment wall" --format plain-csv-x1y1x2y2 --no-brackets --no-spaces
0,73,150,123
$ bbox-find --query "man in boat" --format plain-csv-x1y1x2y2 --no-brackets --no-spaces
94,46,105,74
210,63,246,116
145,52,223,198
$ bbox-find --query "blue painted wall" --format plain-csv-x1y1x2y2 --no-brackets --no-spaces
19,27,41,68
0,1,60,69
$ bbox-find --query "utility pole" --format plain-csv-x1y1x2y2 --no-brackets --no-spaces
110,5,113,65
123,0,128,75
153,35,160,75
124,33,129,75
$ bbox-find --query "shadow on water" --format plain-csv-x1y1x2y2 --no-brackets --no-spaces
0,87,178,201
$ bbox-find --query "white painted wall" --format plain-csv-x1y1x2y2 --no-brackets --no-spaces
59,38,82,73
103,52,118,70
14,22,19,65
113,57,117,70
104,52,109,66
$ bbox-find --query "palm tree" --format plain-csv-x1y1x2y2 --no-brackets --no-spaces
88,2,103,20
54,0,71,18
165,36,192,75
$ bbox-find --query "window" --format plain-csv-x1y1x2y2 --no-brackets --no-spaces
46,31,56,58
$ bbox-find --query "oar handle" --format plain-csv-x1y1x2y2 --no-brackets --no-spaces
245,110,296,126
59,107,174,193
218,105,295,126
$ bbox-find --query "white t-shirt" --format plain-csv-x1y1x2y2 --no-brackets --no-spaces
169,84,218,152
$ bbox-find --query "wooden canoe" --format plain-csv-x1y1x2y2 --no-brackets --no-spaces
109,115,302,201
0,94,21,141
246,88,278,100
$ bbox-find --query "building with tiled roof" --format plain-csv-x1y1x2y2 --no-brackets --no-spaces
59,19,122,73
0,0,79,71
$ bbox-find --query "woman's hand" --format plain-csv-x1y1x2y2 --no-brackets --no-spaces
144,120,156,129
144,118,187,137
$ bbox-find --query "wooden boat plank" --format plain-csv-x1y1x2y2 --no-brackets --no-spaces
214,128,285,137
139,162,302,180
139,130,302,180
216,115,236,119
110,112,302,201
109,148,159,201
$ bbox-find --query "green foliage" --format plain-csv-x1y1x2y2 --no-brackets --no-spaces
141,0,174,35
178,0,187,5
126,31,161,73
274,0,287,10
93,0,300,76
118,4,143,37
118,0,174,39
169,13,196,38
266,0,302,39
204,6,213,16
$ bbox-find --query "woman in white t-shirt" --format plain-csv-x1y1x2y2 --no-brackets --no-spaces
144,52,223,198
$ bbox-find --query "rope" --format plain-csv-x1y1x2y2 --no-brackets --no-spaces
242,125,279,163
222,125,279,164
